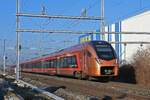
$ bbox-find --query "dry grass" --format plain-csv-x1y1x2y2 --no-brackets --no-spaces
131,47,150,87
117,47,150,87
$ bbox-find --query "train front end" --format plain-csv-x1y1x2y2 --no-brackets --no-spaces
88,41,119,78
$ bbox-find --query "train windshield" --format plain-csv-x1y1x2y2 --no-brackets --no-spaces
93,42,115,60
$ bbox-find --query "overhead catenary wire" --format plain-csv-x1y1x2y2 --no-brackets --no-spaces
16,29,150,35
19,0,103,44
67,0,100,29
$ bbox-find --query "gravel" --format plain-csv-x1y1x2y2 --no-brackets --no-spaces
22,77,101,100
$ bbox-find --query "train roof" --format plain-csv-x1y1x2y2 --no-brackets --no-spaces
21,40,110,64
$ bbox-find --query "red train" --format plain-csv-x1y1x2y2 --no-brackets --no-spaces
12,41,119,80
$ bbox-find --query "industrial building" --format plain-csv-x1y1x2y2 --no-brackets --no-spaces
79,10,150,62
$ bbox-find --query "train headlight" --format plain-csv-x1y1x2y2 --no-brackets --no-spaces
95,58,101,64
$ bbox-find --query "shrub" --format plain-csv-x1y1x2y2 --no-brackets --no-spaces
131,47,150,87
118,64,136,83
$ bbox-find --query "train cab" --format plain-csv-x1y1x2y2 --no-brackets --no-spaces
84,41,119,78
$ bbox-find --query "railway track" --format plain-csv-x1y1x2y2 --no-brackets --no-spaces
20,72,150,100
1,74,60,100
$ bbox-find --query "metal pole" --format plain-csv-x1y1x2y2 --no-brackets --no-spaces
16,0,20,81
3,40,6,76
124,43,127,62
101,0,105,40
40,40,42,57
39,40,43,72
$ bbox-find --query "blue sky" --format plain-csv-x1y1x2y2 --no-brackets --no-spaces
0,0,150,64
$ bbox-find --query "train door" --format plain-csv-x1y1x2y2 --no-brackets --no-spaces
83,45,89,76
86,50,95,76
56,58,60,74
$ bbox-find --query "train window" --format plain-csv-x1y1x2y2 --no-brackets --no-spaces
34,62,38,68
66,56,72,68
48,60,51,68
63,57,67,68
28,63,31,68
21,64,23,68
40,62,42,68
57,56,78,68
59,58,63,68
52,59,55,68
35,62,38,68
53,59,55,68
44,60,49,68
47,60,49,68
27,64,29,68
37,62,40,68
35,62,37,68
38,62,41,68
26,64,28,68
33,63,35,68
40,62,43,68
24,65,26,68
32,63,35,68
36,62,41,68
87,51,92,57
59,58,62,68
51,59,57,68
56,59,60,68
62,58,65,68
41,61,44,68
29,63,32,68
20,65,22,68
51,60,54,68
93,43,115,60
54,59,57,68
67,56,72,64
32,63,36,68
72,55,78,68
30,63,32,68
25,64,27,68
31,63,33,68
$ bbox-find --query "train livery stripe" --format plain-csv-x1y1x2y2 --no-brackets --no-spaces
21,53,81,71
